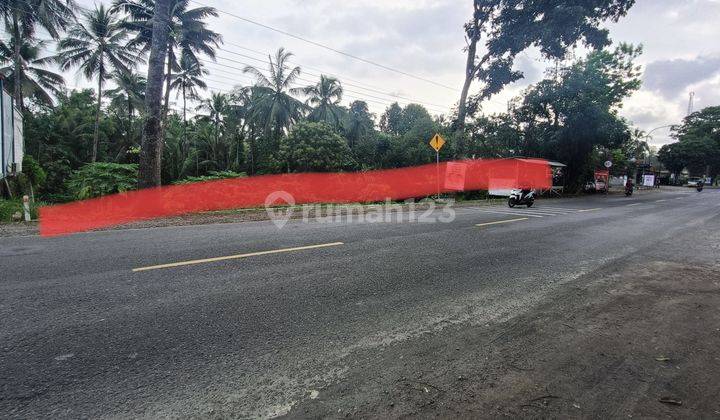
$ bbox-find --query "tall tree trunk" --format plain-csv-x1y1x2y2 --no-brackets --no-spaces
456,35,478,133
11,13,23,110
182,84,187,138
138,0,173,188
92,74,104,163
162,46,173,127
127,93,134,143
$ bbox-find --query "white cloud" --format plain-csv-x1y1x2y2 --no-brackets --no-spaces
58,0,720,130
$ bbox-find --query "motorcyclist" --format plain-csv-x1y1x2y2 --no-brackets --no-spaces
625,178,634,193
520,188,532,201
697,180,704,192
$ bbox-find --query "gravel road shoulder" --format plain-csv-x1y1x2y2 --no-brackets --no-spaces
283,222,720,418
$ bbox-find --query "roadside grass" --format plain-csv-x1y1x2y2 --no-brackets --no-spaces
0,199,44,223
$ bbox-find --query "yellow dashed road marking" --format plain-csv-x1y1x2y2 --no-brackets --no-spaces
133,242,345,272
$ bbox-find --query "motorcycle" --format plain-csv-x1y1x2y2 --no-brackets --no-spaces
625,184,634,197
697,181,704,192
508,189,535,208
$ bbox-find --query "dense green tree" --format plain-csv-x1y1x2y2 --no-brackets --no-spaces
344,100,374,150
512,44,642,188
379,102,403,135
657,143,686,181
399,104,432,135
58,4,139,162
23,90,124,200
466,113,522,158
659,106,720,181
0,37,65,109
280,121,356,172
456,0,636,130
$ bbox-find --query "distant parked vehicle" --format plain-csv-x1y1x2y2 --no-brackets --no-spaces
685,177,704,187
584,179,608,194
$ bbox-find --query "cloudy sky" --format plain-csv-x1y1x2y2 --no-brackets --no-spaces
70,0,720,146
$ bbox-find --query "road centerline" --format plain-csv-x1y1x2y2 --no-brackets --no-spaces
132,242,345,272
476,218,529,227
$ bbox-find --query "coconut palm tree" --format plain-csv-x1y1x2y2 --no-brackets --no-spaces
112,0,221,126
243,47,306,137
171,53,207,174
0,37,65,109
303,75,346,129
170,52,207,129
0,0,76,106
197,91,228,156
58,4,140,162
106,70,146,148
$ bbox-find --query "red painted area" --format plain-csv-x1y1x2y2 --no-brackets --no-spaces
39,158,552,236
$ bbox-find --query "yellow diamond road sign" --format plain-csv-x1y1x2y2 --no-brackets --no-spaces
429,134,446,152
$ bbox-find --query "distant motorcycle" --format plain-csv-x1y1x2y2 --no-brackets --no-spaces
625,184,634,197
509,189,535,208
696,181,704,192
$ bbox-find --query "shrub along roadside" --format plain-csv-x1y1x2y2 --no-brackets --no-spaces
65,163,138,200
0,199,43,222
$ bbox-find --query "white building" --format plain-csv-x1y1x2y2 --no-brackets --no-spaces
0,78,23,179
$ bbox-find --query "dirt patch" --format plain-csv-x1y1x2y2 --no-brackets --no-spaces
283,259,720,418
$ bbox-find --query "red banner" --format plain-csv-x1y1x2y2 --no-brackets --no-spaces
40,158,552,236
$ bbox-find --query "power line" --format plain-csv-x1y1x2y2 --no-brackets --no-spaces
215,45,453,110
204,56,450,113
200,65,449,113
189,0,459,91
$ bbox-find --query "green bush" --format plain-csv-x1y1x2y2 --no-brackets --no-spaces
173,171,247,185
66,163,138,200
22,155,47,190
280,121,357,172
0,199,44,222
0,200,22,222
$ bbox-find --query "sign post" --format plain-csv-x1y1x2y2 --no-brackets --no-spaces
23,195,30,222
429,134,446,199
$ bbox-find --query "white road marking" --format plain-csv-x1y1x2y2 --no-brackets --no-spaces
474,209,545,218
531,206,582,212
133,242,345,272
655,199,667,202
626,203,642,207
518,209,575,216
476,218,528,227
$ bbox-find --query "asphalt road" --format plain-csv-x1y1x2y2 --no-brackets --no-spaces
1,187,718,418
